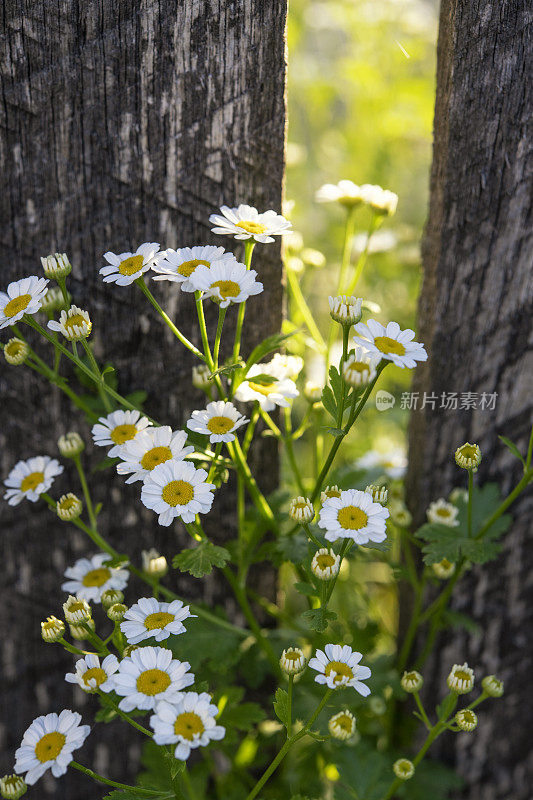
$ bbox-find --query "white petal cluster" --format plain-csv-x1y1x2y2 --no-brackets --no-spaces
328,710,356,740
280,647,307,675
318,488,389,545
354,320,427,369
41,253,72,279
4,456,63,506
288,496,314,523
209,204,291,243
120,597,195,644
309,644,371,694
116,427,193,483
3,338,29,366
329,295,362,325
152,245,235,292
140,460,214,526
426,499,459,527
234,362,299,411
316,180,366,207
187,401,248,443
65,654,119,693
112,646,194,712
99,242,166,286
47,306,91,341
192,259,263,307
0,277,49,329
61,553,129,603
14,711,90,785
91,409,152,457
150,693,225,761
311,548,340,580
342,347,379,387
447,663,475,695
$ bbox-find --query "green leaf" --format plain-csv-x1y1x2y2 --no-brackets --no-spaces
273,687,290,728
293,581,317,597
172,541,231,578
219,701,266,730
244,372,278,386
168,616,242,673
324,426,345,437
499,435,526,465
442,609,481,634
244,330,298,372
301,607,337,632
321,385,337,420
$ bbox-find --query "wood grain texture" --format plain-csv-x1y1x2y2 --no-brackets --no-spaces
406,1,532,797
0,1,287,795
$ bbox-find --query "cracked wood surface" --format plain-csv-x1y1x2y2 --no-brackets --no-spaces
0,1,287,795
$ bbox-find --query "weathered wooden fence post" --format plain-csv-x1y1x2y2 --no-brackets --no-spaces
0,2,287,795
406,1,532,796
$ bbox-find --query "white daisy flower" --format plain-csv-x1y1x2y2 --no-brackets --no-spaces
309,644,371,694
192,259,263,307
359,184,398,215
61,553,129,603
113,646,194,712
151,245,235,292
99,243,165,286
0,277,49,329
269,353,304,380
353,320,427,369
116,427,193,484
400,670,424,693
311,548,340,580
4,456,63,506
318,488,389,545
315,180,366,208
150,693,225,761
91,409,152,457
328,710,356,740
356,448,407,479
65,654,119,693
47,305,92,341
140,460,214,526
14,710,90,785
426,499,460,527
120,597,195,644
187,401,248,444
234,363,299,412
209,204,292,243
342,347,379,387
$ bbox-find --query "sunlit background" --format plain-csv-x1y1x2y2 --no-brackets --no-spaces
280,0,439,652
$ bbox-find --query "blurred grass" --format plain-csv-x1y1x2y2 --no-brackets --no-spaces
285,0,438,462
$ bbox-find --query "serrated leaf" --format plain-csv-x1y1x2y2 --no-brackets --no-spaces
321,385,337,420
442,609,481,634
294,581,317,597
172,541,231,578
499,435,525,465
324,426,345,437
273,687,290,728
244,330,298,373
301,607,337,632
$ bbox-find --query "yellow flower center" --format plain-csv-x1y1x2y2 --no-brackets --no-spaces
60,497,78,511
461,710,476,723
173,712,205,740
316,553,336,569
347,361,370,374
82,567,111,587
6,341,23,356
118,254,145,275
210,279,241,299
236,220,266,234
373,336,406,356
4,294,32,318
67,600,87,613
439,558,452,569
82,667,108,687
248,380,276,396
136,668,171,695
20,471,45,493
336,714,353,732
144,611,175,630
324,661,354,684
206,416,235,434
324,488,341,499
162,479,194,506
35,731,66,763
64,313,87,330
453,668,471,682
110,423,138,445
283,649,301,662
337,506,368,530
178,258,210,277
436,508,451,517
458,444,478,459
140,446,173,470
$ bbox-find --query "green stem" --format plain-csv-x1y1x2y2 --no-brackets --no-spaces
73,454,97,530
474,467,533,540
232,240,255,363
284,408,306,494
58,637,91,656
181,765,198,800
207,441,224,483
195,292,214,365
338,206,358,295
228,438,278,530
286,267,326,352
324,540,350,604
397,572,426,673
467,469,474,537
213,306,227,370
136,277,204,359
413,692,431,730
98,691,153,737
287,675,294,737
302,522,323,549
80,338,112,412
345,214,381,295
243,404,260,455
70,761,160,795
336,326,350,428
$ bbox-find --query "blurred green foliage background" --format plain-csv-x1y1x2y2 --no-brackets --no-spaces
285,0,438,463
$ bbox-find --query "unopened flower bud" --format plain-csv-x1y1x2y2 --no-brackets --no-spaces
454,442,482,471
320,485,341,504
365,484,388,504
280,647,306,675
41,252,72,279
63,595,92,624
58,431,84,458
3,338,29,366
101,589,124,610
328,710,356,740
192,364,211,390
329,295,362,326
401,670,423,693
482,675,504,698
0,774,28,799
389,501,412,527
141,548,168,578
304,381,323,403
41,616,65,643
288,496,314,523
342,351,376,387
40,286,70,314
447,663,475,695
123,644,140,657
107,603,127,621
69,619,95,641
311,548,340,580
455,709,477,732
57,493,83,521
393,759,414,780
432,559,455,579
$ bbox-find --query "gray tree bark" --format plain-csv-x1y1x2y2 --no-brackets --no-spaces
0,1,287,796
406,1,532,797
